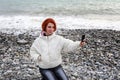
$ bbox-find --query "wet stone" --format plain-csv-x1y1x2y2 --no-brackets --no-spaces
17,39,28,44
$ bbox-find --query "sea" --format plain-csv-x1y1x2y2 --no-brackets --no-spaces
0,0,120,31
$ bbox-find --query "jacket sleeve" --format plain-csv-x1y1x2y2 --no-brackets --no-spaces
30,39,40,61
61,36,81,53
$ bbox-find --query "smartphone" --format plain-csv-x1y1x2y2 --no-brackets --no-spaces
81,35,85,42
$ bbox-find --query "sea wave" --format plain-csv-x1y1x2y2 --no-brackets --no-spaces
0,0,120,16
0,15,120,31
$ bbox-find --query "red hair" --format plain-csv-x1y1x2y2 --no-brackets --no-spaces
42,18,56,31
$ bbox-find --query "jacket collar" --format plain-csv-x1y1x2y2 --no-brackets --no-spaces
39,32,56,40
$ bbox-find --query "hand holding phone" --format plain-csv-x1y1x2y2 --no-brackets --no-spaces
80,35,86,47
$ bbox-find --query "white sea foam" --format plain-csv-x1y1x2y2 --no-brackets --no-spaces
0,15,120,32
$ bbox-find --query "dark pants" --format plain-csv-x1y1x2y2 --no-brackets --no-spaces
39,65,69,80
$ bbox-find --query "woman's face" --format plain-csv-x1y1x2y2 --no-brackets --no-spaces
45,23,55,35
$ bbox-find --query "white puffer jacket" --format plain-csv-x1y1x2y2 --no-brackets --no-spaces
30,33,80,69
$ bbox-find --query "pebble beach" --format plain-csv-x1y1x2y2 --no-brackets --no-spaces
0,29,120,80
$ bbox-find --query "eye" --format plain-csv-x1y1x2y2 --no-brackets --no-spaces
48,26,54,28
48,26,52,28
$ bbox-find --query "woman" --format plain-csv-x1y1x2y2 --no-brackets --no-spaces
30,18,86,80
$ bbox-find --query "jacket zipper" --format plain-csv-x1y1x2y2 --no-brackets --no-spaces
47,36,50,61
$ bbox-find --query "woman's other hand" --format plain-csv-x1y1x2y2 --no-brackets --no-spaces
37,55,41,61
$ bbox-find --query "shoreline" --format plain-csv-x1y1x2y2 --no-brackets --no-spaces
0,15,120,31
0,29,120,80
0,28,120,35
